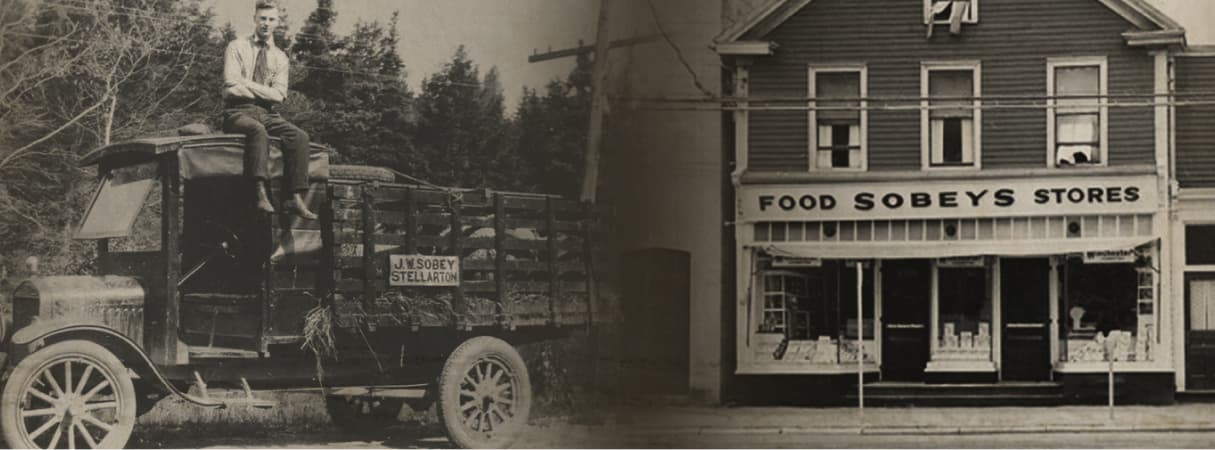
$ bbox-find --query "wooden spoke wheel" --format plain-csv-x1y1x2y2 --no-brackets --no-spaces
1,341,137,449
438,337,531,449
323,395,403,435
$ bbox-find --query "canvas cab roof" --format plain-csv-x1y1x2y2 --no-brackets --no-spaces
79,134,329,181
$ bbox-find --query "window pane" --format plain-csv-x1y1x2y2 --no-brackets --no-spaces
937,267,992,361
930,69,973,118
1062,260,1141,362
943,118,963,163
817,125,834,147
1056,65,1099,110
831,124,851,167
817,71,861,121
1191,279,1215,331
1186,225,1215,265
76,163,158,240
1057,114,1099,143
931,118,974,165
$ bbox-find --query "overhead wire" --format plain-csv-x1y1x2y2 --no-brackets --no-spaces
643,0,716,98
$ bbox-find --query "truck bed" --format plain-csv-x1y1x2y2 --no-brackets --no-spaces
321,180,617,330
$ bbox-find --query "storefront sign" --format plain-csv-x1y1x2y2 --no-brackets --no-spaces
740,175,1157,222
772,256,822,268
938,256,987,268
389,255,460,286
1083,249,1137,264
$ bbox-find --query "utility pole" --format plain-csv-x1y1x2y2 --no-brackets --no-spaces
580,0,613,204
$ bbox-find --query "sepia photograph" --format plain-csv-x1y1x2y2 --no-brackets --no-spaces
1,0,1215,448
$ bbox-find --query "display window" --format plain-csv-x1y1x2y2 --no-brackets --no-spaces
1059,245,1157,363
748,254,876,369
934,262,993,362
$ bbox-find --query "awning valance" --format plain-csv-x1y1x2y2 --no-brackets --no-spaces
752,236,1156,260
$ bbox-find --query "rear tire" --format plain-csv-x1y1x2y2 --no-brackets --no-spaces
329,164,396,183
437,336,531,448
324,395,403,435
1,340,137,449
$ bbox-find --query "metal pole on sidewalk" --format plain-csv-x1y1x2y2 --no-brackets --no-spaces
1104,333,1116,422
1108,356,1115,421
857,261,864,429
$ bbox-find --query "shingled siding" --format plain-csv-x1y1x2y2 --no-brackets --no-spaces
1176,55,1215,188
745,0,1156,172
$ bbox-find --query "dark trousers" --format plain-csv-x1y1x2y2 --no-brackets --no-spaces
221,103,310,193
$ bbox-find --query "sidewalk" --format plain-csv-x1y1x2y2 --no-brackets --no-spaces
596,403,1215,436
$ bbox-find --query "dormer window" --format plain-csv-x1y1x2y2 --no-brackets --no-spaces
926,0,977,24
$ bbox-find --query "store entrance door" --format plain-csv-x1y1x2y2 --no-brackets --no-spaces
1185,274,1215,390
882,260,931,381
1000,258,1052,381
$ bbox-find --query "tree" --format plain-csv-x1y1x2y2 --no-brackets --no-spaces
0,0,222,274
286,2,414,169
414,46,510,189
509,52,592,198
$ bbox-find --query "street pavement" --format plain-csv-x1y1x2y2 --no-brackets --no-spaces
603,403,1215,435
131,403,1215,448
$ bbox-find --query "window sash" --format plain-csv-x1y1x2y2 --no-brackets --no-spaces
931,117,974,165
929,69,974,119
816,72,861,121
1052,63,1103,167
816,124,861,169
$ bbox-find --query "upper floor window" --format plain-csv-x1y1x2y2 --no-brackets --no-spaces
922,62,981,169
925,0,977,24
809,66,867,171
1048,57,1108,167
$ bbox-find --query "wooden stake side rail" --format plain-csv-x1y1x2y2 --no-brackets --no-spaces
326,182,615,330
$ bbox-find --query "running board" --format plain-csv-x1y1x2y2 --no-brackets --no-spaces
325,385,431,399
184,372,277,409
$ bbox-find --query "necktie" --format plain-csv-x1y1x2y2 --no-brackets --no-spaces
252,40,269,85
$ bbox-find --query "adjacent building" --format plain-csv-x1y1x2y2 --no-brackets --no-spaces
667,0,1215,404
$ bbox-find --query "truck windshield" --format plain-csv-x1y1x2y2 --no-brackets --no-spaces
76,162,158,240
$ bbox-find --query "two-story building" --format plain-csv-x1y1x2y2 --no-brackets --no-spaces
710,0,1193,404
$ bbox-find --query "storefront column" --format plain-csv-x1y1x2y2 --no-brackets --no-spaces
1049,257,1061,372
930,260,939,357
874,260,884,370
992,258,1003,380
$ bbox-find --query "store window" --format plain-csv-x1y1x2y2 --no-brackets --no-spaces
749,255,876,368
934,259,993,362
810,67,866,171
1060,247,1155,362
923,63,980,169
1185,225,1215,265
1049,57,1107,167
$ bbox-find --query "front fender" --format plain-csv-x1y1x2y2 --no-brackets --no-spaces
9,321,169,391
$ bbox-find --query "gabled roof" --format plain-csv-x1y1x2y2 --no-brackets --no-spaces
715,0,1184,46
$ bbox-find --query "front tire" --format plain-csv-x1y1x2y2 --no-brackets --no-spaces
1,340,137,449
437,336,532,448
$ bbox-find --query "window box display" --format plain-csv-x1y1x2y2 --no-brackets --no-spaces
1060,245,1157,364
744,254,877,372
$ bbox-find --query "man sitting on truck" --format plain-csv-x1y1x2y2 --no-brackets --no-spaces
221,0,316,220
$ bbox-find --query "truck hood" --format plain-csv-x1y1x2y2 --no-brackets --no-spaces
11,276,145,343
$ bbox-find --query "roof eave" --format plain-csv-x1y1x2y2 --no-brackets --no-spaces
715,40,778,56
1122,29,1186,47
718,0,1186,46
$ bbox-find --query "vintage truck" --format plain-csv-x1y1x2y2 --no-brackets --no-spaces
0,133,614,449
